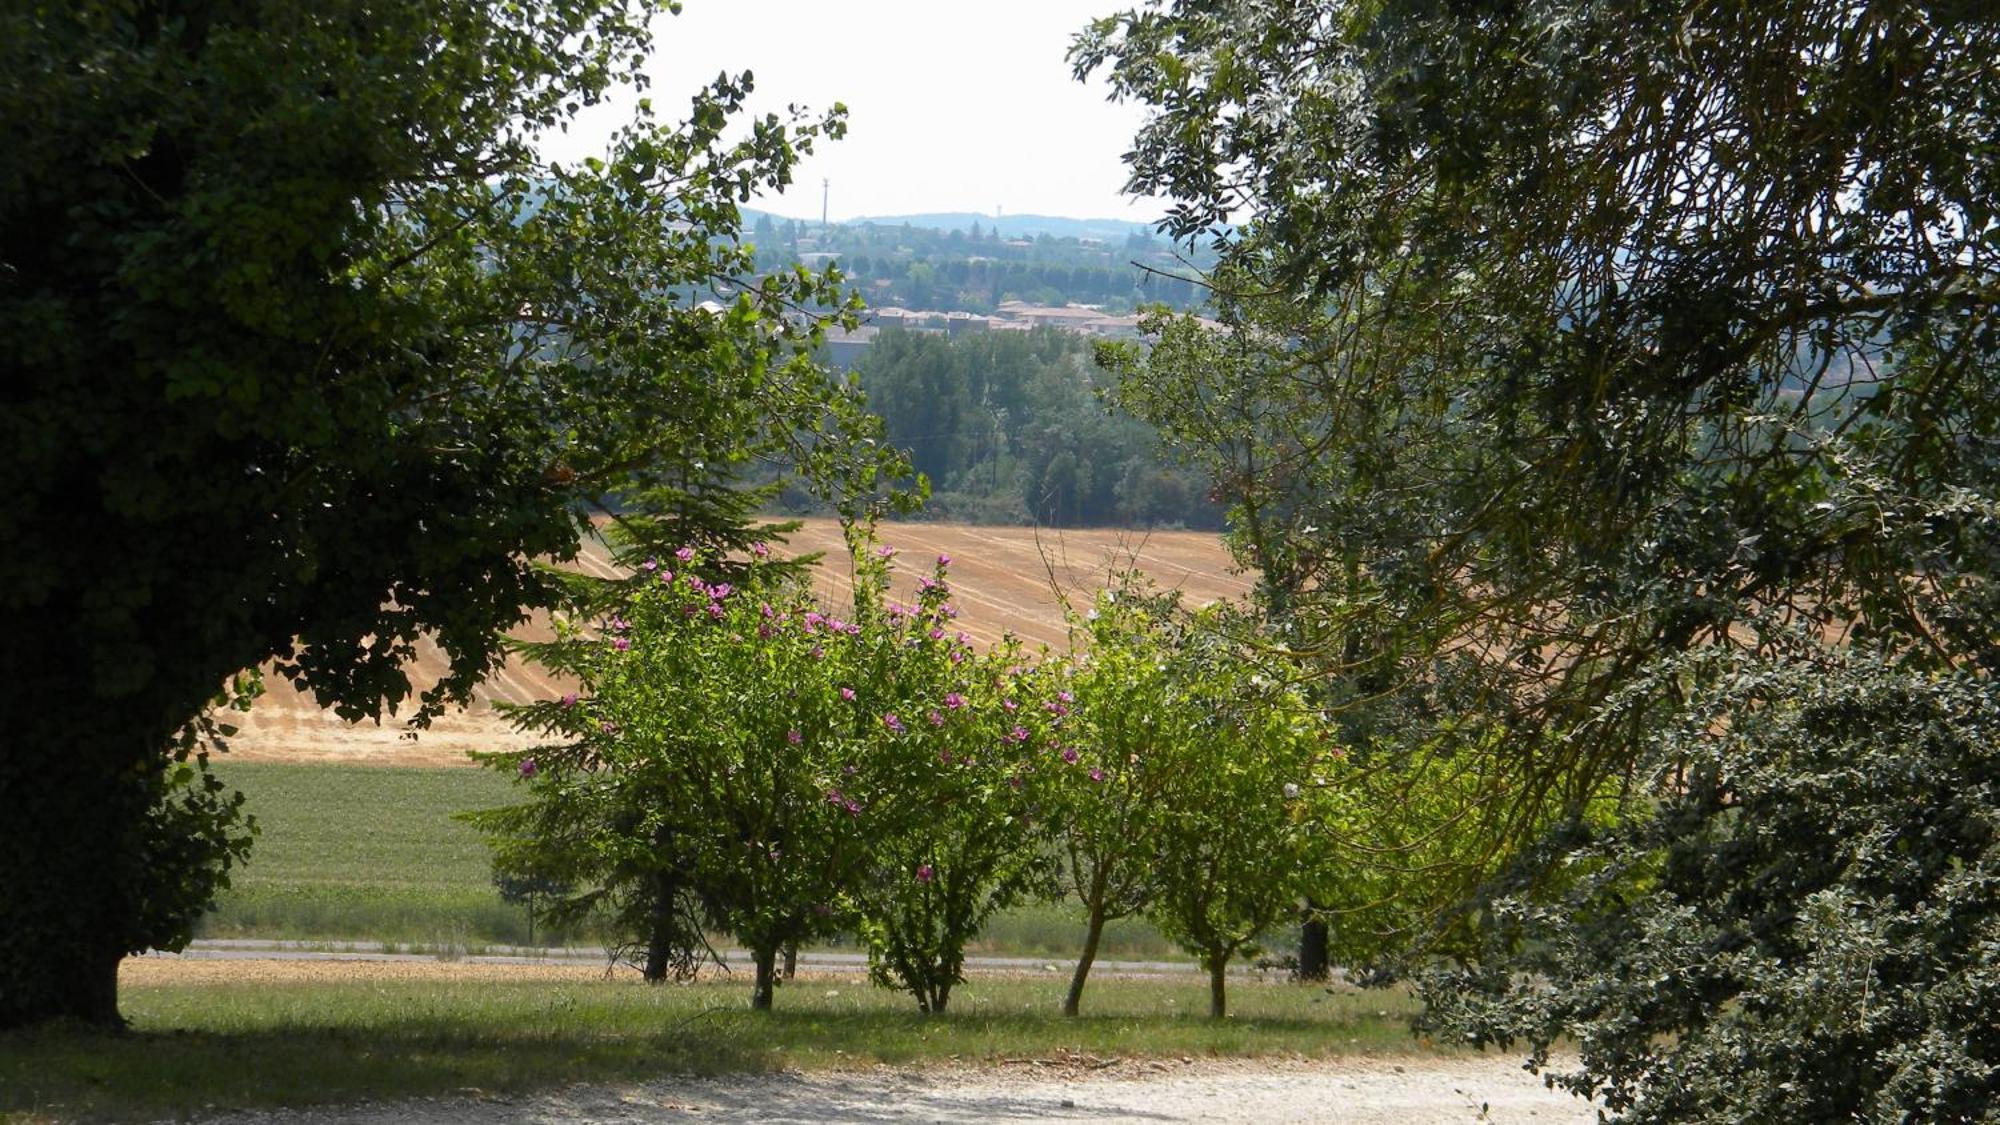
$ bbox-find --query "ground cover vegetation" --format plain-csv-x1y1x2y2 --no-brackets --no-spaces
1078,0,2000,1118
0,0,903,1029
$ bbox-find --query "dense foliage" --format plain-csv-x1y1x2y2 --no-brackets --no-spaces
1424,651,2000,1120
0,0,888,1027
1078,0,2000,1114
854,327,1220,528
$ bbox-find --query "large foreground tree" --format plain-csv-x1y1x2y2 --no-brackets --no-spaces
0,0,888,1028
1079,0,2000,1111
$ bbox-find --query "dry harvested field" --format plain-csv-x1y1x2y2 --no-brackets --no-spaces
229,520,1246,768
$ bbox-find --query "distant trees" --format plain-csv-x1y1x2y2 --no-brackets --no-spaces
855,328,1220,529
745,213,1211,313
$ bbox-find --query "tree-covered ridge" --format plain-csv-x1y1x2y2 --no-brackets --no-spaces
746,212,1214,313
834,326,1221,529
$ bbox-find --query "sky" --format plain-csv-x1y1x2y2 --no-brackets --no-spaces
540,1,1161,224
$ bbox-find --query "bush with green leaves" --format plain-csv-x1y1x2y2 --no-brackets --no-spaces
1421,649,2000,1121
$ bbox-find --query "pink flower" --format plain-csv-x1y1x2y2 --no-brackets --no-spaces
927,710,945,727
949,649,966,664
518,758,538,778
599,720,619,735
640,558,658,573
941,604,958,618
1003,699,1018,712
939,750,954,764
559,693,578,708
787,729,803,745
675,546,696,562
810,646,825,660
706,603,724,619
757,623,773,640
883,712,906,734
760,602,775,618
709,582,732,599
1009,725,1030,743
839,687,856,702
915,864,935,884
611,636,632,651
943,692,966,710
752,541,770,558
607,614,629,632
929,628,945,641
1061,747,1079,764
1089,768,1105,783
937,553,952,567
878,545,897,559
1058,691,1074,704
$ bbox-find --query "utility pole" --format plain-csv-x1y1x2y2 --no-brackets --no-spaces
821,178,830,230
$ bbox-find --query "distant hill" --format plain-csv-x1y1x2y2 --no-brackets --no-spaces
847,213,1163,242
741,208,1163,243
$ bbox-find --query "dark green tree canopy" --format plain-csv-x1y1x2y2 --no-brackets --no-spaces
1079,0,2000,758
0,0,889,1027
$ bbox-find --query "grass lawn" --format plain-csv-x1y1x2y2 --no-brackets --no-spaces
0,962,1431,1122
203,761,1189,959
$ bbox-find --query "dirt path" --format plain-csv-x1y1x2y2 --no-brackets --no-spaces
208,1058,1596,1124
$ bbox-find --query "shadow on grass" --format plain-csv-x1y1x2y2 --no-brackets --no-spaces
1,1006,1397,1122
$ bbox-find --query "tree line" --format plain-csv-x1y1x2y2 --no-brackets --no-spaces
834,327,1222,529
751,214,1211,312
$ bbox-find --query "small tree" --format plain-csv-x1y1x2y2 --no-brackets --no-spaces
1049,583,1183,1016
1141,608,1331,1018
471,549,873,1009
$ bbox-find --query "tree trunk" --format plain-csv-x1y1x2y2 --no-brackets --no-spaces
0,742,147,1029
782,940,798,981
641,871,680,982
1207,953,1228,1019
750,944,777,1011
1063,899,1109,1017
1298,900,1330,982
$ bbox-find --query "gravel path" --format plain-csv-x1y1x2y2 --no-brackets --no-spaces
208,1058,1597,1124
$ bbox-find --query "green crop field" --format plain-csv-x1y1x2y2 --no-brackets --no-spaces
202,761,1186,959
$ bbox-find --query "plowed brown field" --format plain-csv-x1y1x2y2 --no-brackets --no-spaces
228,520,1246,768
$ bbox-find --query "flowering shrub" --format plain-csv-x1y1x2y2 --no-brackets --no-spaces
839,541,1058,1013
472,546,874,1008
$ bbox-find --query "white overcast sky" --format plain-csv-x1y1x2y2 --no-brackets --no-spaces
542,0,1160,223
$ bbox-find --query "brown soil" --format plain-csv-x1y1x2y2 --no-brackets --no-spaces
225,521,1246,768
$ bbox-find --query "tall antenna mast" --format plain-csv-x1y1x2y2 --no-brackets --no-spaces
821,178,830,229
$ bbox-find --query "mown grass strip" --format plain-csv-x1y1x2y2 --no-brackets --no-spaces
0,968,1427,1122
